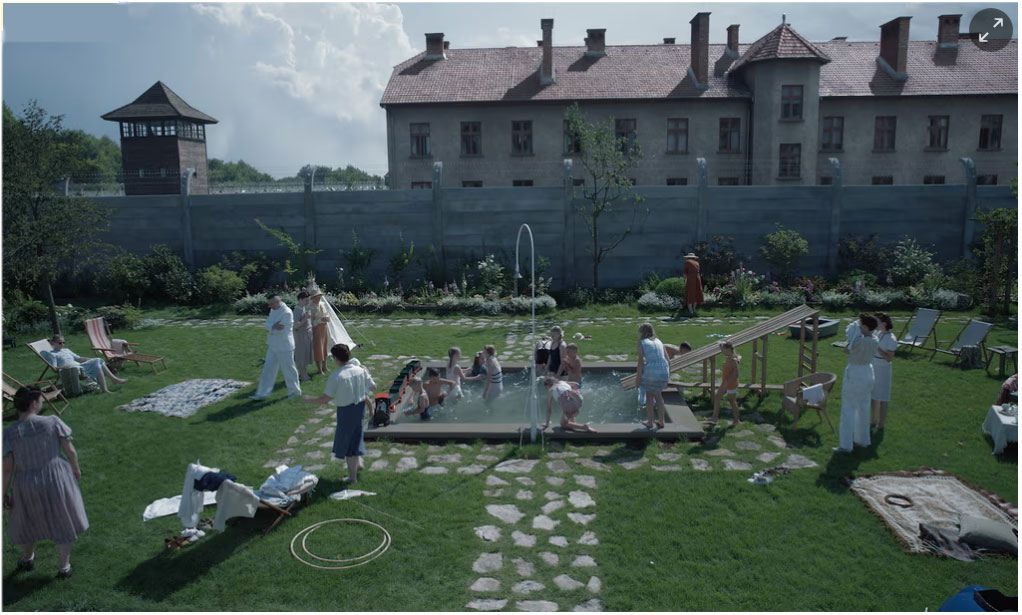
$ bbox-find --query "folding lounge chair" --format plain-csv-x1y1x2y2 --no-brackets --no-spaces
27,339,62,382
216,466,319,536
2,373,69,418
929,319,994,366
84,317,168,374
896,308,942,354
780,372,837,433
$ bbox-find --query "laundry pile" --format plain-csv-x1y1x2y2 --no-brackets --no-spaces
118,379,252,418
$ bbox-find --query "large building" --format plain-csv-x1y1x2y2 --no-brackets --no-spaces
381,13,1017,188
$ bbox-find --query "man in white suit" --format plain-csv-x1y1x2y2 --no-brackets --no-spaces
251,295,302,400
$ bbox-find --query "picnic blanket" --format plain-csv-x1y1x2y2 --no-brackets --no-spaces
118,379,251,418
849,469,1018,554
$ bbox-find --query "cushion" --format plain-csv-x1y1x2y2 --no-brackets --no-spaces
958,515,1018,554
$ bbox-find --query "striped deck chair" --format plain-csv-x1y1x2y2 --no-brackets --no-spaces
27,339,62,382
2,373,68,419
84,317,167,374
930,319,994,366
896,308,942,354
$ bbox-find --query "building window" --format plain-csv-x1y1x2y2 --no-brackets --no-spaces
563,120,581,154
164,120,176,137
873,116,896,151
871,176,894,185
819,176,833,185
462,180,483,187
411,181,432,189
460,122,481,156
719,118,741,153
666,177,688,186
821,116,844,151
160,168,167,178
977,174,998,185
410,123,431,157
512,120,533,155
512,179,533,187
718,177,740,186
778,144,801,178
923,175,945,184
572,178,585,187
780,85,803,120
615,119,636,153
137,168,146,179
927,116,949,150
979,115,1002,150
666,118,688,154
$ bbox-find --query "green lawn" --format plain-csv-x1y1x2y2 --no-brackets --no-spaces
2,305,1016,611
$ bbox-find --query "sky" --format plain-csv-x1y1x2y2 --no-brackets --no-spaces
2,1,1017,178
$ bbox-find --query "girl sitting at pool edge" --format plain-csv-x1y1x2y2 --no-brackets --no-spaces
541,375,596,433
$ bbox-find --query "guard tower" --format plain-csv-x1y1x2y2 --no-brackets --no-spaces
101,81,217,195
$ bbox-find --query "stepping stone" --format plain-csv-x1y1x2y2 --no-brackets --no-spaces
586,577,601,594
756,423,777,433
396,457,419,472
477,454,500,462
315,406,334,416
723,459,753,471
487,504,525,524
783,454,818,469
575,475,597,489
511,558,536,578
512,530,537,547
745,412,766,423
549,452,579,459
767,435,788,449
690,459,711,471
319,441,333,449
517,600,559,612
547,460,572,474
539,551,559,566
656,453,681,462
756,452,781,463
652,465,682,472
619,457,648,470
306,418,324,424
427,454,462,464
516,489,534,501
546,476,566,486
533,515,560,531
472,553,503,573
458,464,486,475
275,448,294,455
481,444,504,452
496,459,540,474
577,459,610,472
486,475,510,487
467,599,508,611
420,466,449,475
427,445,444,452
368,354,391,360
705,448,735,457
731,429,755,438
316,427,335,436
569,491,596,508
363,448,383,458
305,464,326,472
483,489,504,498
568,513,596,526
285,435,299,445
387,446,408,455
544,491,565,501
305,451,326,460
263,460,283,468
516,477,537,486
578,531,599,546
735,440,761,451
554,574,585,591
549,536,569,547
574,599,602,611
571,555,597,568
475,525,502,541
542,500,566,515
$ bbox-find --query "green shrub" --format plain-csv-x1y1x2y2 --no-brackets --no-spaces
761,290,805,309
219,251,277,294
688,235,743,280
57,304,90,332
654,277,687,299
760,224,809,283
888,237,940,287
820,290,852,311
638,291,681,312
638,271,667,293
7,298,50,331
341,231,376,293
143,245,193,303
96,252,150,303
862,289,906,309
96,304,142,330
838,235,891,279
193,266,246,305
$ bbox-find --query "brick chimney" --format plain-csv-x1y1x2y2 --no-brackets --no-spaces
725,24,740,58
540,18,555,85
937,14,961,47
425,33,446,60
584,29,606,57
689,12,710,88
663,37,675,44
443,40,450,50
877,17,910,80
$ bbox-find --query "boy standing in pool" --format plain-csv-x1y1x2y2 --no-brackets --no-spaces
541,375,596,433
556,343,583,384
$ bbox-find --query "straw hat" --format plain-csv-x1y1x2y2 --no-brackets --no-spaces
306,281,324,299
683,253,699,259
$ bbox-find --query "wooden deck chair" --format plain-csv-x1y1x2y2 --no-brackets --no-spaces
220,477,317,536
896,308,942,354
2,373,69,418
84,317,168,374
27,339,61,382
781,372,837,433
930,319,994,366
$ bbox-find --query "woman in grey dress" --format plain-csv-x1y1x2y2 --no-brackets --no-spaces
2,387,89,578
292,291,314,382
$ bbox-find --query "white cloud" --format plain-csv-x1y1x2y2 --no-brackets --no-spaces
465,26,537,49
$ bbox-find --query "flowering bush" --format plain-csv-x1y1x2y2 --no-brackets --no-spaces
862,289,906,309
820,291,852,311
713,267,765,310
760,290,805,309
476,254,508,298
638,291,682,312
888,237,941,287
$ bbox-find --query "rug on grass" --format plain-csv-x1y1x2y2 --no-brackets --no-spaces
848,468,1017,554
118,379,252,418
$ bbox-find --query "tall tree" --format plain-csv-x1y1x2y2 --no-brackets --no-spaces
2,101,110,334
564,103,648,290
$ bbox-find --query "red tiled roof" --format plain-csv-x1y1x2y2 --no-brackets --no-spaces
102,81,218,124
730,23,830,71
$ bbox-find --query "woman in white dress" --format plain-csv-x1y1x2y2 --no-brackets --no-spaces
870,312,897,431
835,314,879,453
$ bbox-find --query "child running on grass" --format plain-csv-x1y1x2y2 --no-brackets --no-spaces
541,375,596,433
712,341,742,426
481,345,503,402
555,343,583,384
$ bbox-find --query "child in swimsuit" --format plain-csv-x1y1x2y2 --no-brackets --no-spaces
712,341,741,426
446,346,483,401
481,345,503,402
542,375,596,433
556,343,583,385
423,367,456,414
401,376,433,420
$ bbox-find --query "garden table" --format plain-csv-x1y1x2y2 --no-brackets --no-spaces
985,346,1018,378
982,405,1017,455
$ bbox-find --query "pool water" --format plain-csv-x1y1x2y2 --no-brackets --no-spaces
399,370,651,425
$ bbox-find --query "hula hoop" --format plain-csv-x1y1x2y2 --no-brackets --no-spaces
290,518,391,570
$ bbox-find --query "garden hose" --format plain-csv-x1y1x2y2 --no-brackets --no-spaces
289,518,391,570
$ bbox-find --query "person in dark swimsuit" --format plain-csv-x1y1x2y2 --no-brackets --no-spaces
545,326,566,377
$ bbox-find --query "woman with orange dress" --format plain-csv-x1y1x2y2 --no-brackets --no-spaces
682,253,704,316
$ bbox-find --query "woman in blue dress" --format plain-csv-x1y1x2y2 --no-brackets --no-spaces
41,335,126,394
636,323,670,430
